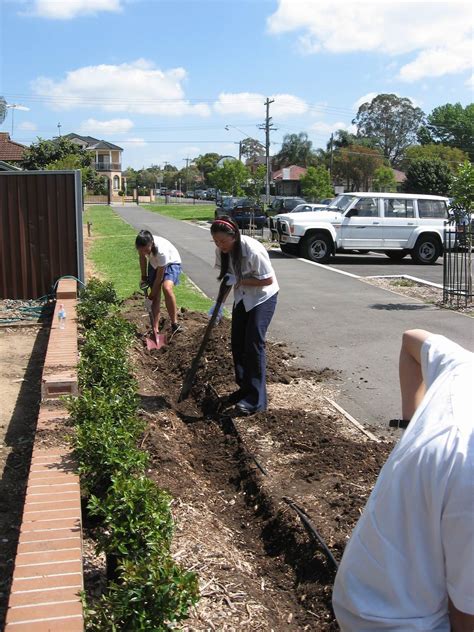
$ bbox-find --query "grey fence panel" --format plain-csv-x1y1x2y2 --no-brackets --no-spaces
0,170,83,299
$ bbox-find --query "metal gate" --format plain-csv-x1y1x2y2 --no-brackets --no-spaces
0,170,84,299
443,217,473,307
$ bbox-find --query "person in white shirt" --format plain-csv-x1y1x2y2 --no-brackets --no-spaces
333,329,474,632
210,216,279,415
135,230,182,336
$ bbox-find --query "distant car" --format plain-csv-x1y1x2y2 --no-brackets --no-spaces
174,190,184,198
215,197,267,229
205,188,217,200
185,190,195,198
269,203,327,239
267,197,306,218
194,189,206,199
318,198,335,206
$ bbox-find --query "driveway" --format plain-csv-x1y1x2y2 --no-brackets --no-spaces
113,205,473,430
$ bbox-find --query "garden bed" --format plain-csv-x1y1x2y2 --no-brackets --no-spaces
120,294,393,630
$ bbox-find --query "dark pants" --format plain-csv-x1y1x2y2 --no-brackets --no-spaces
231,293,278,412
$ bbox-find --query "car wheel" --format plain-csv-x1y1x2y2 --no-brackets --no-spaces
280,244,298,255
301,233,332,263
410,235,441,264
385,251,408,261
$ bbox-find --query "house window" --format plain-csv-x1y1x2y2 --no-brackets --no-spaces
113,175,120,190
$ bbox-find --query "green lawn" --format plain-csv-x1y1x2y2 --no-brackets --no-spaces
141,203,215,222
83,205,214,312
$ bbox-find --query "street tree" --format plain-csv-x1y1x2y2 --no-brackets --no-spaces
352,93,424,166
209,160,249,196
240,138,265,169
21,137,92,170
245,164,266,204
402,144,468,173
402,158,453,196
300,166,333,202
372,165,397,192
333,145,384,191
417,103,474,161
273,132,316,169
193,153,221,185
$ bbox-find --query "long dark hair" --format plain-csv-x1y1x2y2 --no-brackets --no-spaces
210,216,242,281
135,230,157,256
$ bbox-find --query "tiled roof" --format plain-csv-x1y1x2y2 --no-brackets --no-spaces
63,133,123,151
0,132,26,161
272,165,307,181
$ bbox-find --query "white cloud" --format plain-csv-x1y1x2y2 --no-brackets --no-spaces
311,121,356,136
214,92,308,117
18,121,38,131
352,92,421,111
267,1,473,81
28,0,122,19
31,59,211,117
79,118,134,134
124,137,147,146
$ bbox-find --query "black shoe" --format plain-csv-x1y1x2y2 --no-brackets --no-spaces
221,389,245,409
389,418,410,429
233,402,264,417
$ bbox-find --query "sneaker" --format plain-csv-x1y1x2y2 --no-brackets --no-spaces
169,323,182,339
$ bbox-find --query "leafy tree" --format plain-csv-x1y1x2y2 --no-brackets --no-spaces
273,132,316,169
300,166,333,201
372,165,397,192
418,103,474,161
333,145,384,191
403,144,468,173
21,137,92,170
244,164,266,204
194,153,220,185
240,138,265,169
450,161,474,213
352,93,424,166
402,158,453,196
209,160,249,196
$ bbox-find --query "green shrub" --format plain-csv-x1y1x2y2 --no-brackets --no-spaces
78,278,120,329
85,558,199,631
88,475,174,560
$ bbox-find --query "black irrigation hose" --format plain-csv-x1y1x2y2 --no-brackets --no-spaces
283,497,339,571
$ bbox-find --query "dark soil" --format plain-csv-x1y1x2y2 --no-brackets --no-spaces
122,293,393,630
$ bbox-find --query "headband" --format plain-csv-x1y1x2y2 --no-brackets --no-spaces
213,219,236,232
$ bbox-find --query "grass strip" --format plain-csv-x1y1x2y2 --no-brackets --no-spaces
142,203,215,222
83,205,214,311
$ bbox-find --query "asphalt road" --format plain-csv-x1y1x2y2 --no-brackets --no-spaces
113,205,473,430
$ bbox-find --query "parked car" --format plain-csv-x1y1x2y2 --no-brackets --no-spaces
275,192,450,264
267,196,306,218
205,188,217,200
318,197,335,206
194,189,206,199
269,203,327,240
215,197,267,229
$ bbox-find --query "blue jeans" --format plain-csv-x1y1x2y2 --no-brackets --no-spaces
231,293,278,412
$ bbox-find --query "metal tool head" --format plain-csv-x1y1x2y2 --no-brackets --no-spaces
146,332,167,351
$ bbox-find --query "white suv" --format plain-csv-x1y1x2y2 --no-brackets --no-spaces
275,192,449,264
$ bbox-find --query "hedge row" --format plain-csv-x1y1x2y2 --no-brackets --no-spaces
69,278,199,631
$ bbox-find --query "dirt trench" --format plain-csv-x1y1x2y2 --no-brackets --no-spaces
123,294,394,630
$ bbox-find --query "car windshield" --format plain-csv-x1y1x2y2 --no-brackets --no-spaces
222,197,237,209
291,204,317,213
327,195,356,212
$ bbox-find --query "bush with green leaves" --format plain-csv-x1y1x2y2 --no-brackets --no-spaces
84,558,199,632
88,474,174,560
78,278,120,329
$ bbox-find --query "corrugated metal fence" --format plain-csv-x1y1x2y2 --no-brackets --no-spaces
0,170,84,299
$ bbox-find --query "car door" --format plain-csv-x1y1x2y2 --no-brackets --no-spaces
382,197,416,248
340,197,384,249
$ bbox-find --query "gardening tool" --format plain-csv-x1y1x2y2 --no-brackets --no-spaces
142,284,167,351
178,276,232,402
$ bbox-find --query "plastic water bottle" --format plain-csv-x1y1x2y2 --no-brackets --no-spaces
58,303,66,329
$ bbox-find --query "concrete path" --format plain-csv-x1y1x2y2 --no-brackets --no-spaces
113,205,473,429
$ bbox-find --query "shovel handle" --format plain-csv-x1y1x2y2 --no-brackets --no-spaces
178,277,231,401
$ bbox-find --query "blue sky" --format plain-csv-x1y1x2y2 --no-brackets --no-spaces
1,0,472,169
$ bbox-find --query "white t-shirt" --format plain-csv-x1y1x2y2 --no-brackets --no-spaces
147,235,181,269
333,334,474,631
215,235,279,311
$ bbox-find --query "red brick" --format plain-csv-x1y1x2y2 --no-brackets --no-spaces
20,517,81,532
16,548,81,568
17,536,81,554
55,279,78,299
6,600,82,623
8,586,81,607
18,528,81,543
13,559,82,579
4,615,83,631
11,573,82,593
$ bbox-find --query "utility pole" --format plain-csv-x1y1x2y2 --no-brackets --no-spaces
183,157,191,193
329,132,334,177
259,98,276,204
